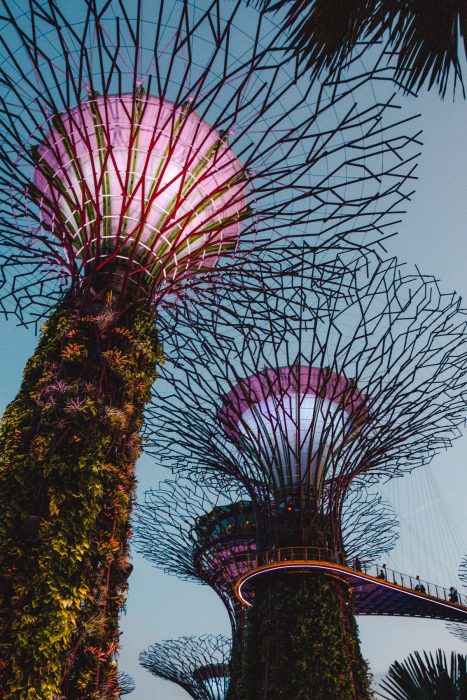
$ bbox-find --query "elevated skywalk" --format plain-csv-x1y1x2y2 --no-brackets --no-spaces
233,548,467,624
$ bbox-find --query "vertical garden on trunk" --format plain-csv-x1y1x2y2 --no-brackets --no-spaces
237,572,370,700
0,291,161,696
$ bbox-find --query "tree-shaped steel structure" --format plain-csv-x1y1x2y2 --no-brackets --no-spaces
135,477,399,624
0,1,421,323
118,672,135,695
140,634,231,700
135,475,399,694
144,257,467,699
0,0,423,694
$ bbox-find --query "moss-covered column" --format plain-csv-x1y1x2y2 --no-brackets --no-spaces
0,292,162,699
231,571,371,700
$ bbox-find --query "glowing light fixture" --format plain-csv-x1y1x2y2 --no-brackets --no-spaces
220,366,368,494
34,94,248,288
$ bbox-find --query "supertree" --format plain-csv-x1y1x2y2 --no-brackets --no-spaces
117,672,135,695
135,475,399,693
140,634,231,700
144,257,467,699
0,0,422,695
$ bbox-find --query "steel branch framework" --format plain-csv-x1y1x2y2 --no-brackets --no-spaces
118,672,135,695
139,634,231,700
145,256,467,559
0,0,421,323
134,476,399,625
135,477,250,630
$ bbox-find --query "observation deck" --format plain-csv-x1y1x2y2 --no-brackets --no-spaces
233,547,467,624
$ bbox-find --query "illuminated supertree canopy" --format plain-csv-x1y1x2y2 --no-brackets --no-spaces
139,634,231,700
32,94,248,293
0,1,422,321
146,256,467,545
144,256,467,699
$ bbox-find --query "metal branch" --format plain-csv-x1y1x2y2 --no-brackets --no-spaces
144,255,467,555
139,634,231,700
0,0,420,323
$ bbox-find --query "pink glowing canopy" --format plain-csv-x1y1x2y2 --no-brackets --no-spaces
218,366,369,492
33,94,248,289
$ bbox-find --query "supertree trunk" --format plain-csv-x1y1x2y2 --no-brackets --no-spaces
231,571,371,700
0,290,162,698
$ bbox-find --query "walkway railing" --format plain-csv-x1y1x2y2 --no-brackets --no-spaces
357,561,467,607
228,546,466,607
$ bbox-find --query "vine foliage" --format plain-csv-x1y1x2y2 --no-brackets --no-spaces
230,571,371,700
0,291,162,698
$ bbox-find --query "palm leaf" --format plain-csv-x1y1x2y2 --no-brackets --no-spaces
378,649,467,700
251,0,466,97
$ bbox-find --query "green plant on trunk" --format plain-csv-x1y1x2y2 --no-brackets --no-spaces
230,570,371,700
0,291,162,699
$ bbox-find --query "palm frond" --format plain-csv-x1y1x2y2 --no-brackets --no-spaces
378,649,467,700
251,0,466,98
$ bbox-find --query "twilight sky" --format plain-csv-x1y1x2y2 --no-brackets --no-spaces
0,23,466,700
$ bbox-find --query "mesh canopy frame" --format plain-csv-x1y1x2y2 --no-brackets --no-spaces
0,0,421,321
139,634,231,700
144,254,467,550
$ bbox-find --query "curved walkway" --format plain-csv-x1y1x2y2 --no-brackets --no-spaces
233,550,467,623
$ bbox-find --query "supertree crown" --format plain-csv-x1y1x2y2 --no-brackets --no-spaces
144,255,467,551
134,477,253,629
0,0,421,320
218,364,369,498
32,94,248,289
139,634,231,700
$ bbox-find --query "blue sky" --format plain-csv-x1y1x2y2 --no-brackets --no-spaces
0,18,466,700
